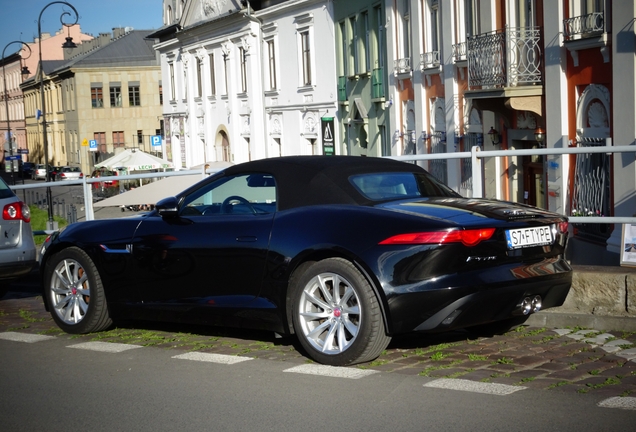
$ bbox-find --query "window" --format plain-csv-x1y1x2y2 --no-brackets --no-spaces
400,0,411,59
113,131,125,148
209,53,216,96
128,83,141,106
196,57,203,97
137,130,143,145
239,47,247,93
339,21,348,76
350,17,358,74
300,30,312,86
266,40,277,90
350,172,459,201
94,132,106,153
362,12,370,73
375,5,384,69
159,81,163,104
110,85,122,107
169,63,175,100
91,84,103,108
181,173,277,216
430,0,440,52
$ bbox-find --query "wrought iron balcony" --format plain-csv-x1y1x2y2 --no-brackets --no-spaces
467,26,542,90
563,12,604,41
420,51,440,69
394,57,412,75
452,42,467,63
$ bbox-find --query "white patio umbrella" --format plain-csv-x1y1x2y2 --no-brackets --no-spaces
95,149,174,171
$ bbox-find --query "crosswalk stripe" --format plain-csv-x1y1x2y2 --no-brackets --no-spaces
0,332,55,343
424,378,526,395
172,352,253,364
67,341,142,353
283,364,378,379
598,397,636,410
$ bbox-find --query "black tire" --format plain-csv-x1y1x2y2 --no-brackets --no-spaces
0,283,8,299
291,258,391,366
44,247,112,334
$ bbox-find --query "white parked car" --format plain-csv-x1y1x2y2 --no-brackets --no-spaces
56,166,84,181
33,164,48,180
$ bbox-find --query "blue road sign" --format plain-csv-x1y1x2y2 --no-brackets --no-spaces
151,135,162,147
89,140,98,151
5,155,20,161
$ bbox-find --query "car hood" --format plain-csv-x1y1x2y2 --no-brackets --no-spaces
376,197,565,226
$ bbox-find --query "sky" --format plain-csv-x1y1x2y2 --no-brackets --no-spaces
0,0,163,55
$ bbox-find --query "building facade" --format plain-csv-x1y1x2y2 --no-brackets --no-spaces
150,0,338,168
1,25,93,169
380,0,634,263
21,29,163,175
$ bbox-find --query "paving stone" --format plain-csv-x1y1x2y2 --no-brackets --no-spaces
533,362,570,372
513,356,550,368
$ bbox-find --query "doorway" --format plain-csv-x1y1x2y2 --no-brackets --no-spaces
522,143,545,208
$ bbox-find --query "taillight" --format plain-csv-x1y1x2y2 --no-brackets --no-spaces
80,173,84,178
379,228,495,247
3,202,31,223
558,221,568,233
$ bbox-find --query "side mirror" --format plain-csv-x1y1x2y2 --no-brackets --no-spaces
155,196,179,218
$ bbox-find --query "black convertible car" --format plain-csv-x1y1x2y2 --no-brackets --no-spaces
40,156,572,365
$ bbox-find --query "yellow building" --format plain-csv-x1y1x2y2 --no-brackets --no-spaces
21,29,163,175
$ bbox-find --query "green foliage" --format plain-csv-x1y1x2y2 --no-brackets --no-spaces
29,205,68,245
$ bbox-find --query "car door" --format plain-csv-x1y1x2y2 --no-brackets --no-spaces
130,173,276,310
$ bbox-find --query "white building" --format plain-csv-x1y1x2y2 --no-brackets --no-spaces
149,0,338,168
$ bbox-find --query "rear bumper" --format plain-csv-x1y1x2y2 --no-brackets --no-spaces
0,260,37,282
384,258,572,334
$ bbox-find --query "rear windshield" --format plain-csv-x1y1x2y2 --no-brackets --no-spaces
349,172,460,201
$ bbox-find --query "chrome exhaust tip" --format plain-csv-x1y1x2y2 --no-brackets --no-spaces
531,295,542,313
518,297,532,316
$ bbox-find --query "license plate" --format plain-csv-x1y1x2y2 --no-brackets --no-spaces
505,225,554,249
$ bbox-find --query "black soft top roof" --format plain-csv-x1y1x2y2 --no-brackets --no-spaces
222,156,426,211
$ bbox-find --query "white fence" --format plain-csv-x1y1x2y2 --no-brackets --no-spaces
9,145,636,226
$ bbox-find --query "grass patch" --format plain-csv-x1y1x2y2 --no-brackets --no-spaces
467,353,488,361
430,351,449,361
547,381,570,389
29,205,68,245
519,377,535,383
18,309,47,323
494,357,514,365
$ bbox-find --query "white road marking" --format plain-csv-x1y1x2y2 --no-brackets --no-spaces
172,352,253,364
283,364,378,379
424,378,526,395
598,397,636,410
67,341,142,353
0,332,55,343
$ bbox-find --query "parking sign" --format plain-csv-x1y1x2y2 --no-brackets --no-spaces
151,135,162,147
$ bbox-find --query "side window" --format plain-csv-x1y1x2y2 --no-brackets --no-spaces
181,173,276,216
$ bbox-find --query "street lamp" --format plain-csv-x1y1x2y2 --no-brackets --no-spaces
38,1,78,229
2,42,31,185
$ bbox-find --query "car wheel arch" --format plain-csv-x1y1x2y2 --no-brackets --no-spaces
284,252,392,337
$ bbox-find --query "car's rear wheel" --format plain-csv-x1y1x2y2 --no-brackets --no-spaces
44,247,112,334
291,258,391,366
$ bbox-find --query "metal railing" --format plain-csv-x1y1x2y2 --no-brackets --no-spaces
563,12,605,41
10,146,636,231
389,145,636,225
467,26,542,89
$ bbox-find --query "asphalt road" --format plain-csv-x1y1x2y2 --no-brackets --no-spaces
1,330,635,432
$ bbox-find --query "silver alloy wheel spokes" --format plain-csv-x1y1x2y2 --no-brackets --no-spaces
50,258,90,325
298,272,361,355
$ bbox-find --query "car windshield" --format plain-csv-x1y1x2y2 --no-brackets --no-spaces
349,172,460,201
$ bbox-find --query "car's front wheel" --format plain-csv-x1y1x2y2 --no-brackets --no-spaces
44,247,112,334
291,258,391,366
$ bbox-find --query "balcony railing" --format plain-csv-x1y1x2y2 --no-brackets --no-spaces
452,41,467,62
563,12,604,41
467,26,542,89
371,68,384,99
394,57,412,75
420,51,440,69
